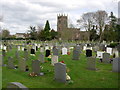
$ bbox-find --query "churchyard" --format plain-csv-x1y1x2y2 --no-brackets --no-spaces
0,40,120,89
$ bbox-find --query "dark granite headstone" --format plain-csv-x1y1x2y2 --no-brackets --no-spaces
31,49,35,54
45,49,51,57
86,49,92,57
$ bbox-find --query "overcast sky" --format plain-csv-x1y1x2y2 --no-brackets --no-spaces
0,0,119,35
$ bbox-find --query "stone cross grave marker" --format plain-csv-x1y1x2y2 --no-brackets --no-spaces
54,62,66,83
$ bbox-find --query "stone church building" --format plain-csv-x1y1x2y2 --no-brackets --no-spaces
57,14,89,40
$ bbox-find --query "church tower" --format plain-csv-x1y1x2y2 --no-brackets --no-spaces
57,14,68,32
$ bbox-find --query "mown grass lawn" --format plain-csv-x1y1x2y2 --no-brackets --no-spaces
2,47,119,88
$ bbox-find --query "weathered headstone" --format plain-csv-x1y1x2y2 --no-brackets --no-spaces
102,53,110,63
39,53,44,63
51,55,58,66
15,51,19,60
54,63,66,83
7,82,28,90
8,57,14,69
24,50,28,60
72,49,80,60
32,60,41,75
19,58,26,71
2,49,6,57
52,46,59,56
87,57,96,70
112,58,120,72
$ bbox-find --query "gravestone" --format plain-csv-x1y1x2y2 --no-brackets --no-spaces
7,82,28,90
87,57,96,70
32,60,41,75
24,50,28,60
39,53,44,63
18,46,21,51
15,51,19,60
8,57,14,69
72,49,80,60
86,49,92,57
74,45,81,53
36,46,38,51
51,55,58,66
62,47,67,55
96,51,104,58
30,49,35,55
40,46,44,53
112,58,120,72
102,53,110,63
54,63,66,83
19,58,26,71
52,46,59,56
2,50,6,57
22,47,24,51
45,49,51,57
106,47,113,55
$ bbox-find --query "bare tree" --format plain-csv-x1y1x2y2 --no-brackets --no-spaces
77,12,95,41
94,10,108,41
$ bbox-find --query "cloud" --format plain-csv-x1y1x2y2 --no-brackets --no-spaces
0,0,118,34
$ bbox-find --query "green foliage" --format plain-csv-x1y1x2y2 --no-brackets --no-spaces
44,20,50,31
107,42,119,48
28,26,37,40
90,25,99,41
